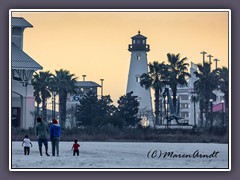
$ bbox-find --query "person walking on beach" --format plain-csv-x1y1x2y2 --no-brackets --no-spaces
35,117,50,156
72,139,80,156
22,135,32,155
50,119,61,156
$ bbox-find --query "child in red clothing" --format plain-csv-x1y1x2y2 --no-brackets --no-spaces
71,140,80,156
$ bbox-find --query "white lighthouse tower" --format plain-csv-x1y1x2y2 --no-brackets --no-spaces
126,31,153,124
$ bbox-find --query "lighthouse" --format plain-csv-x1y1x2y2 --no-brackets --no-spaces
126,31,153,122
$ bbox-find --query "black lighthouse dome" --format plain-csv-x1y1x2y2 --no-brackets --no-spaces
128,31,150,52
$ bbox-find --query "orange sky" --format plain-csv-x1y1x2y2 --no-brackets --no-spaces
12,10,229,103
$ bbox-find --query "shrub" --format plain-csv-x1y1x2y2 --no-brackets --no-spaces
11,126,228,143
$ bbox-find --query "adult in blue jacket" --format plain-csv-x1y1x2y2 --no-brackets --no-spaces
50,119,61,156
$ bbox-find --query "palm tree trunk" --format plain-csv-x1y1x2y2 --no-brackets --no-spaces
224,94,229,128
159,94,162,125
204,100,210,128
59,92,67,128
42,97,47,123
35,103,40,126
154,88,160,127
193,102,196,127
172,86,177,112
199,100,204,128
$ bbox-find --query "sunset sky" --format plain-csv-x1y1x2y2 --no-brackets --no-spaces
12,10,229,104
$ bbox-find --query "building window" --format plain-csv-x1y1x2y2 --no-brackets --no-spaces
180,103,189,109
133,40,136,44
179,95,189,101
137,40,140,44
143,40,145,44
180,112,189,118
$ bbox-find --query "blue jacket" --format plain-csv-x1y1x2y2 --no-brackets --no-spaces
50,124,61,139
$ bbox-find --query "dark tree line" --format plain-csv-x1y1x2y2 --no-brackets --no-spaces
75,91,140,128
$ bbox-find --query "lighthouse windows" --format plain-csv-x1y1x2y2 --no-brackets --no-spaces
136,77,140,82
136,54,141,60
136,75,141,83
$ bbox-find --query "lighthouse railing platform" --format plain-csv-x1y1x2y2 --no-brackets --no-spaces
128,44,150,51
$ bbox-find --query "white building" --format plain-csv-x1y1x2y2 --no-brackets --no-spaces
173,62,199,126
11,17,43,129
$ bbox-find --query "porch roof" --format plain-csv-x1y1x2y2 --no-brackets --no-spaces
12,42,43,70
12,17,33,28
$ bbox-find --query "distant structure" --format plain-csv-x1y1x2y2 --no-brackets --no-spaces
165,62,199,127
126,31,153,125
66,80,101,128
69,80,102,103
160,62,225,128
11,17,43,129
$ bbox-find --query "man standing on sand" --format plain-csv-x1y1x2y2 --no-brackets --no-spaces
35,117,50,156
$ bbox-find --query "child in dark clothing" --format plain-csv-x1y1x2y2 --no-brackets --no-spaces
22,135,32,155
71,140,80,156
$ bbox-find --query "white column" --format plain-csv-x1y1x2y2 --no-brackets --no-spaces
21,96,35,128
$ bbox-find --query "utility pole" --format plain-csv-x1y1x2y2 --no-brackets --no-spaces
207,54,213,71
100,79,104,97
213,58,220,69
200,51,207,64
82,75,86,81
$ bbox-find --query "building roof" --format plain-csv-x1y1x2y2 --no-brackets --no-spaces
76,81,101,87
12,42,43,70
12,17,33,28
131,31,147,39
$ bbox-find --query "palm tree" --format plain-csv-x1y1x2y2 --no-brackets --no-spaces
54,69,78,128
194,63,218,128
140,61,168,126
166,53,191,111
190,92,199,127
32,71,53,122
